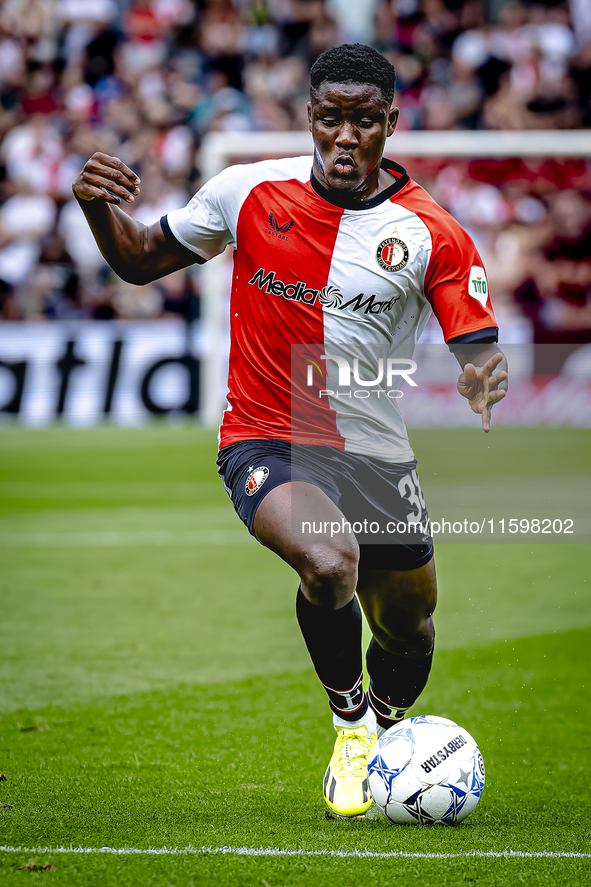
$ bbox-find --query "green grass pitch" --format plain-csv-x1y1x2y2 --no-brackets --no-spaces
0,426,589,886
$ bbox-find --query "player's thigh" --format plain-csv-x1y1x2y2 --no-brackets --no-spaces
356,558,437,649
254,481,360,595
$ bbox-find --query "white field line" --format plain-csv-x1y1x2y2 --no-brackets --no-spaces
0,530,254,547
0,846,589,860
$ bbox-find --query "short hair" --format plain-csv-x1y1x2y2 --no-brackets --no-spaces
310,44,396,107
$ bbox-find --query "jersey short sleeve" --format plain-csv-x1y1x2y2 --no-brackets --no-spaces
166,165,241,261
164,157,314,262
424,215,496,342
393,181,498,343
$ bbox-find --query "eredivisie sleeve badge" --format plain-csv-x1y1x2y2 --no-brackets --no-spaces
245,465,270,497
376,237,409,273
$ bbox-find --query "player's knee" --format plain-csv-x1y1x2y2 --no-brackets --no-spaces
387,628,434,659
300,542,359,608
376,608,435,658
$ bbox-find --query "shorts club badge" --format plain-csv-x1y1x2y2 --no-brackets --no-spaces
376,237,409,272
245,465,270,497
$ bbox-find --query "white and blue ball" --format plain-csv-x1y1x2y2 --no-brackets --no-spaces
367,715,485,825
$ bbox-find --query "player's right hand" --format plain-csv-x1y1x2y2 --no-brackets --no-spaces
72,153,141,206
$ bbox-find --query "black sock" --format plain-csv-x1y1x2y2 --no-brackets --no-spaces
366,637,433,730
296,587,368,721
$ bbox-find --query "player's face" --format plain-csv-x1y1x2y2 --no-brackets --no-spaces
308,82,398,200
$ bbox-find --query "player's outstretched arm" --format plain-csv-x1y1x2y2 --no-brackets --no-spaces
451,345,508,433
72,152,196,286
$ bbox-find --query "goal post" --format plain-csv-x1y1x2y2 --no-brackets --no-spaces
197,130,591,426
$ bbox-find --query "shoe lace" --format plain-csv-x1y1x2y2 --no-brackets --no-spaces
334,728,374,780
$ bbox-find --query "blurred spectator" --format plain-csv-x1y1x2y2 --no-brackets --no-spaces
0,0,588,333
156,267,201,319
1,115,63,194
0,183,56,288
514,188,591,347
325,0,380,45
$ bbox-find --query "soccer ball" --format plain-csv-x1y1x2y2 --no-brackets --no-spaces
367,715,485,825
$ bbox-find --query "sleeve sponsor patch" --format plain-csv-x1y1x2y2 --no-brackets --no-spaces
468,266,488,306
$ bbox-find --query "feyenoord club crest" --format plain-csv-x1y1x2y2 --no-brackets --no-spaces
376,237,409,273
245,466,270,497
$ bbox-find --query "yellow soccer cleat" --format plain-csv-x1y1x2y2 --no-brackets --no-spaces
323,723,377,818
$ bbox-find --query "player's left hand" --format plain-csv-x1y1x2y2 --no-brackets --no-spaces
457,352,508,433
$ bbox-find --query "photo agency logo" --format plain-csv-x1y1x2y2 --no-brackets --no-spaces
306,355,418,399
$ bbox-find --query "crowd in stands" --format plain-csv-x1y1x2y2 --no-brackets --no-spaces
0,0,589,343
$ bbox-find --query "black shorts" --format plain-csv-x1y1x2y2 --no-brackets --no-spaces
216,439,433,571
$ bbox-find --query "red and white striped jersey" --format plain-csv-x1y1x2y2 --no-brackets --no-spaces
166,156,497,461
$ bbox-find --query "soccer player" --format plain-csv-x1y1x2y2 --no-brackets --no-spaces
73,43,507,819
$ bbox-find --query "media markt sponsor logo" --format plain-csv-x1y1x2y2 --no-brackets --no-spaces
376,237,409,273
248,268,400,315
245,465,269,497
468,265,488,306
338,291,401,314
318,285,342,308
265,212,294,241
